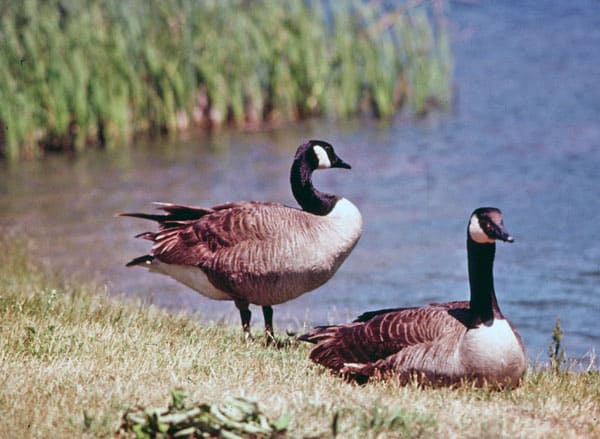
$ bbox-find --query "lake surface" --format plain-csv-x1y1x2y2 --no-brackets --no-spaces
1,0,598,361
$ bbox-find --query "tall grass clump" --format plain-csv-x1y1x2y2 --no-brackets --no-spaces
1,235,598,438
0,0,452,160
549,316,567,373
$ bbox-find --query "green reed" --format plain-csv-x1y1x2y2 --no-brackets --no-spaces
0,0,452,160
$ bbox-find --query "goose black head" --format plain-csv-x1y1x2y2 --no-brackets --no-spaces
296,140,352,171
468,207,514,244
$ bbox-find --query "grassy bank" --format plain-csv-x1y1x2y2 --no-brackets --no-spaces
0,0,451,160
0,238,597,438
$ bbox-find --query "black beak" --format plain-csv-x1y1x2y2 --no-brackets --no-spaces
494,223,514,243
332,155,351,170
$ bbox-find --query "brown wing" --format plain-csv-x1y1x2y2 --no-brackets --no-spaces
300,301,470,373
121,201,311,268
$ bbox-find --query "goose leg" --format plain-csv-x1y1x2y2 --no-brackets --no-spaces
262,306,274,344
234,300,252,340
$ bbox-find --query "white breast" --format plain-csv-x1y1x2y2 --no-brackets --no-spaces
323,198,363,246
461,319,524,373
303,198,362,272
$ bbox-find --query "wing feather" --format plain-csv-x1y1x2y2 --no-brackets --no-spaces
300,302,470,375
123,201,316,270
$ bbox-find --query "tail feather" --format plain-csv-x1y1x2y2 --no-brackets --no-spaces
297,325,335,343
125,254,154,267
299,325,364,372
354,307,412,323
119,202,212,268
152,202,213,220
118,202,213,224
134,231,156,240
118,212,170,222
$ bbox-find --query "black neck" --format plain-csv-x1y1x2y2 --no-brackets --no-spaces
290,158,338,215
467,238,503,326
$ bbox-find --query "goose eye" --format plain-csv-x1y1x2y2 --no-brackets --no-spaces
480,220,495,235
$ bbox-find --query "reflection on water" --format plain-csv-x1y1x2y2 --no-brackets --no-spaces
1,1,599,360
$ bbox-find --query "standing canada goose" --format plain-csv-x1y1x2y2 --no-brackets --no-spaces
299,207,526,387
119,140,363,340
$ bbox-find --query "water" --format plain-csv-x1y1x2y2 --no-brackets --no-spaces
1,0,599,361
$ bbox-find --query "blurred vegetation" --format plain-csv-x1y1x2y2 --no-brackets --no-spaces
0,0,452,160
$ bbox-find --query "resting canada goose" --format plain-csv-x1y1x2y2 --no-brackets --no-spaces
119,140,363,340
299,207,527,387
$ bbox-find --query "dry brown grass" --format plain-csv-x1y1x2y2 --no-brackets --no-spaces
0,239,598,438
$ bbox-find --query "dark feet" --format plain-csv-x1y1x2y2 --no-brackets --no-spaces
235,303,280,344
236,301,253,341
262,306,275,345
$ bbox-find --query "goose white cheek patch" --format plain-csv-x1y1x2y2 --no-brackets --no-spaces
313,145,332,169
468,216,495,244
